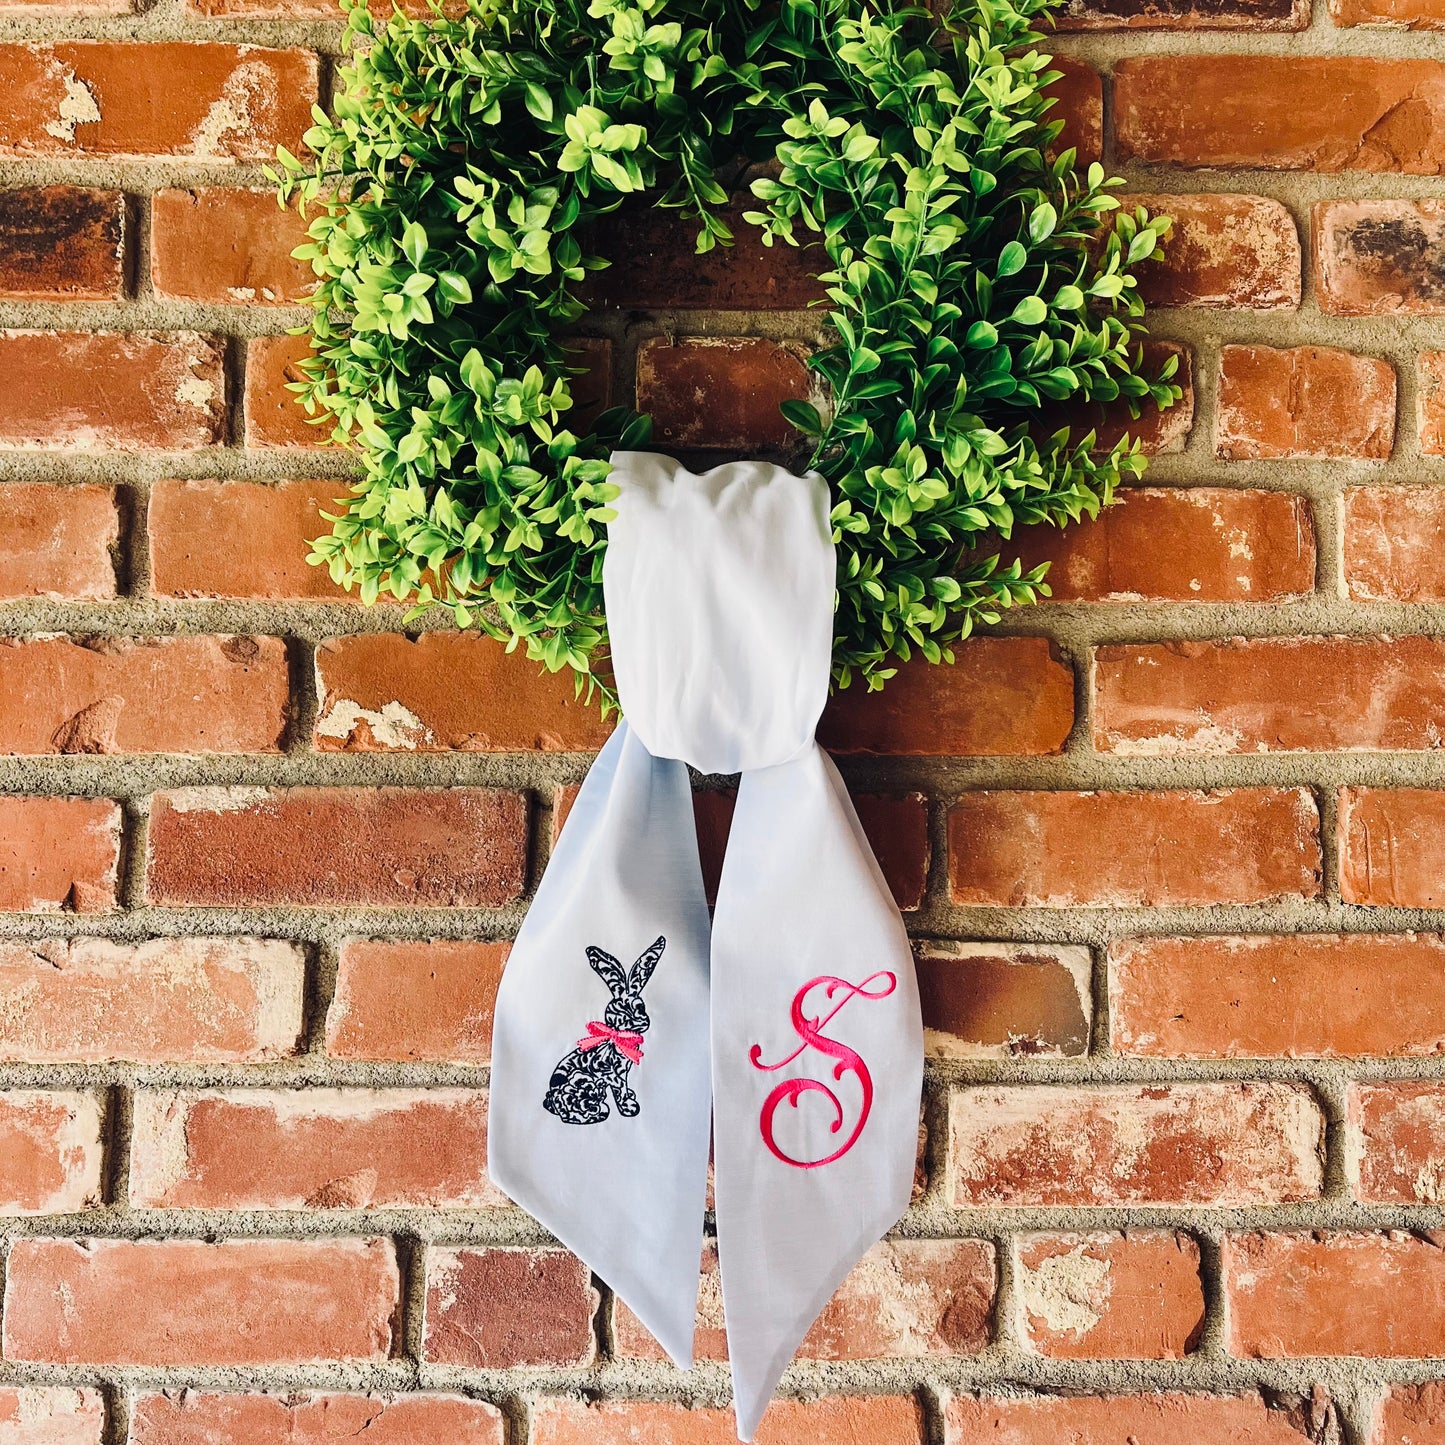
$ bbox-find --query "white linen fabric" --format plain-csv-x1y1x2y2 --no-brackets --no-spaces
488,451,923,1440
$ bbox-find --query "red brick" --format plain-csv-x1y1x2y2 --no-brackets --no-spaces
0,797,119,914
1016,1232,1204,1359
131,1087,501,1210
327,939,507,1063
1217,345,1395,460
1121,194,1300,308
1054,341,1194,455
1347,1084,1445,1203
0,936,304,1063
0,187,122,299
1315,200,1445,315
0,332,224,451
818,640,1073,757
949,788,1321,908
245,334,325,449
1115,57,1445,172
0,1091,102,1214
533,1396,925,1445
147,787,527,909
1047,59,1103,167
1226,1230,1445,1357
916,941,1091,1059
946,1393,1331,1445
149,479,351,600
588,201,824,311
636,337,815,452
0,45,316,160
1009,487,1314,604
423,1247,596,1367
0,635,288,755
0,485,117,600
1112,933,1445,1059
0,1389,103,1445
950,1083,1324,1207
1347,486,1445,600
3,1237,398,1364
1333,0,1445,25
1374,1384,1445,1444
315,633,613,753
1339,788,1445,906
152,188,313,305
130,1392,504,1445
1094,635,1445,755
614,1239,994,1361
1422,351,1445,454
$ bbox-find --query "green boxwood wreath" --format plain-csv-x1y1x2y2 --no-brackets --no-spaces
273,0,1180,705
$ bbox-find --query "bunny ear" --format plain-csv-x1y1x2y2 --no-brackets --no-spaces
628,936,667,993
585,945,628,995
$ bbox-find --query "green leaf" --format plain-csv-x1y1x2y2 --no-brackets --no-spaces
401,221,428,267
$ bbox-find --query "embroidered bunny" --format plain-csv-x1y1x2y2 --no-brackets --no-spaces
543,936,666,1125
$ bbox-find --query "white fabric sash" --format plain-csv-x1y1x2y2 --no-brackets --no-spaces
489,451,923,1440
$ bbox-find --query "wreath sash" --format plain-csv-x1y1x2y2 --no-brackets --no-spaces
489,453,923,1438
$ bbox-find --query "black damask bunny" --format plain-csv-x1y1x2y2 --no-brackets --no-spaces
543,936,666,1125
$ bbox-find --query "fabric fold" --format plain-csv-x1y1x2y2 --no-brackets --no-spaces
488,451,923,1440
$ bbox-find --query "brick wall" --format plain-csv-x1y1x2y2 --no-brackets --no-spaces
0,0,1438,1441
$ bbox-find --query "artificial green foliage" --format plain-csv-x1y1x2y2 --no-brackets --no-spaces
273,0,1178,700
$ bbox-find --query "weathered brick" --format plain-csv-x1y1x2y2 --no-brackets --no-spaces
1347,486,1445,600
1217,344,1395,460
1009,487,1315,603
152,188,313,305
1316,199,1445,315
1374,1384,1445,1445
0,485,117,600
130,1392,505,1445
424,1247,597,1368
0,44,316,160
0,332,225,451
636,337,815,452
1112,933,1445,1059
131,1087,501,1210
916,941,1091,1059
1048,59,1102,166
149,479,351,601
1016,1232,1205,1359
0,936,304,1063
1056,0,1304,26
314,633,613,753
949,788,1321,908
818,640,1073,757
533,1396,925,1445
245,334,324,449
1094,635,1445,755
588,201,824,310
0,635,288,755
950,1083,1324,1206
3,1238,398,1364
0,797,119,914
147,787,527,908
1116,58,1445,172
1226,1231,1445,1357
0,1389,103,1445
1347,1084,1445,1203
1339,788,1445,906
0,1091,102,1214
327,939,507,1063
0,187,123,299
946,1393,1331,1445
614,1239,995,1361
1121,194,1301,308
1332,0,1445,25
1422,351,1445,454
